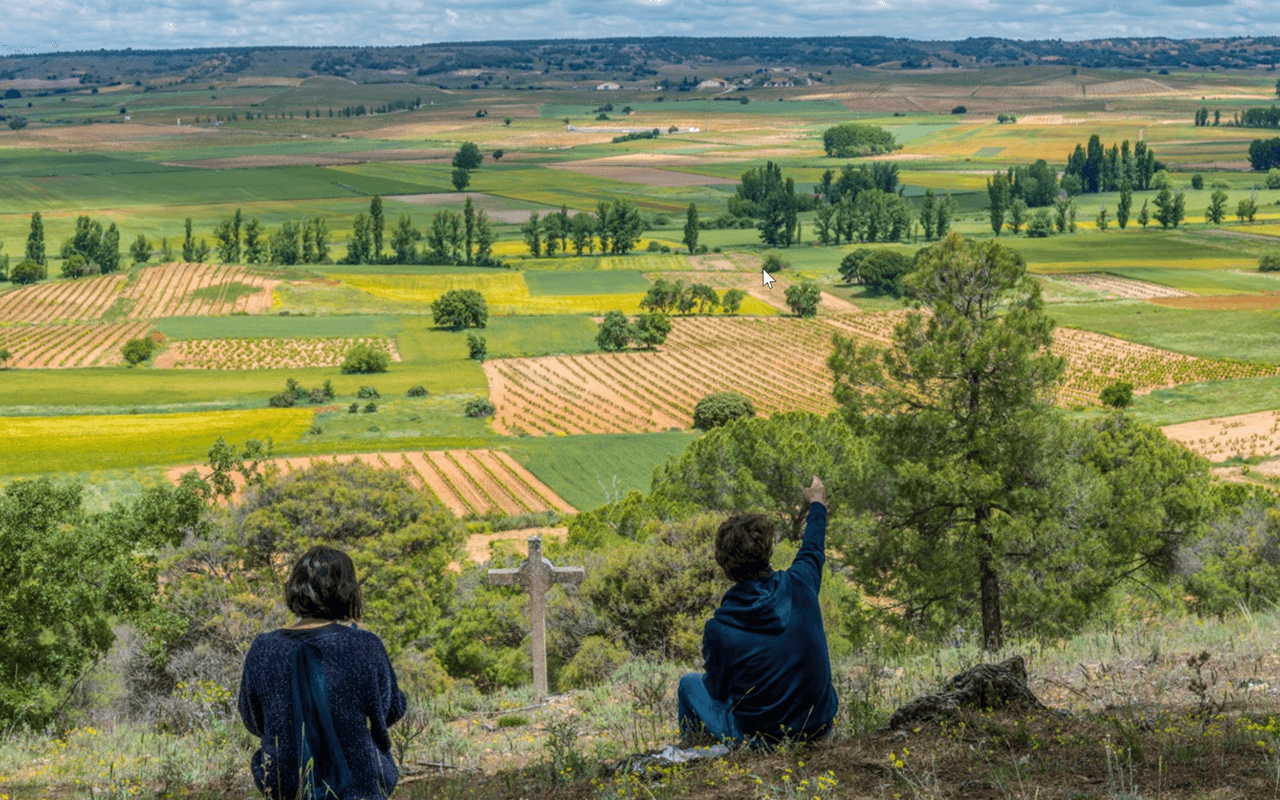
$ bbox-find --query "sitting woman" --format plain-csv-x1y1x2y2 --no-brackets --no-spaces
238,545,408,800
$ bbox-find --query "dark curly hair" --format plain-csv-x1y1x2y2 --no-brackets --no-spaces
715,513,775,583
284,545,364,621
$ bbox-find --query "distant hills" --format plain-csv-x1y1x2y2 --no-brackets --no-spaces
2,36,1278,86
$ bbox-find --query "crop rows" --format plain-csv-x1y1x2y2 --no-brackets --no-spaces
123,263,278,319
484,315,843,436
1161,410,1280,462
165,450,575,516
0,273,127,324
154,337,399,370
0,321,153,368
483,312,1280,436
1056,273,1193,300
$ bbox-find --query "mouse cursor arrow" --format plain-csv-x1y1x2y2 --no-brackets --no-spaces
762,269,776,288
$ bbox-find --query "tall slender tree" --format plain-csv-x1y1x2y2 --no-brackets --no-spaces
683,202,699,254
26,212,46,266
1117,179,1133,230
182,217,196,261
987,172,1010,236
369,195,384,264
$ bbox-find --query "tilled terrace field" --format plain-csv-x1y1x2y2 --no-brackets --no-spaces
165,450,575,517
1162,408,1280,461
152,337,400,370
0,263,277,324
483,312,1280,435
0,321,154,367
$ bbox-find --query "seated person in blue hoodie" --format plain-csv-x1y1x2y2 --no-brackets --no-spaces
678,476,838,750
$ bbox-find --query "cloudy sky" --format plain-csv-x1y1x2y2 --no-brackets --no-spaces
2,0,1278,55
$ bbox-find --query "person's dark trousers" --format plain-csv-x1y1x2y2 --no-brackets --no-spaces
679,673,834,751
677,673,742,747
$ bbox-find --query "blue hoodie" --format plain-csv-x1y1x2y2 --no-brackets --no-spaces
701,502,838,741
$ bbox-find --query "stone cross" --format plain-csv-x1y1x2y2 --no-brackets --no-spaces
487,536,584,701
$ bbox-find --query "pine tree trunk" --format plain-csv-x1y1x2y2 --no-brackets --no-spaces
977,509,1003,652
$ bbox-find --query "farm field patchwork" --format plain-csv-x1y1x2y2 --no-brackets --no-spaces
164,449,575,516
484,312,1280,436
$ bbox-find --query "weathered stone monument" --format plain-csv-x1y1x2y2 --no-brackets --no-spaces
487,535,584,701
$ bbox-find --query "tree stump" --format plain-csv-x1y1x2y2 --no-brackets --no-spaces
885,655,1049,731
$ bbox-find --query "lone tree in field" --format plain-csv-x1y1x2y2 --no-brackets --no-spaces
431,289,488,331
453,142,483,171
827,233,1066,651
692,392,756,431
682,202,699,254
1100,381,1134,409
595,310,633,351
122,337,157,366
340,342,391,374
0,347,11,368
784,280,822,318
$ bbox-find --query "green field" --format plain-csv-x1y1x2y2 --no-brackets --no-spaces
504,431,701,512
1104,267,1280,295
523,270,652,295
1050,302,1280,364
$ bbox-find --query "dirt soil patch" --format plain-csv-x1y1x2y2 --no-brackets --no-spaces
1162,408,1280,461
1151,293,1280,311
446,526,570,573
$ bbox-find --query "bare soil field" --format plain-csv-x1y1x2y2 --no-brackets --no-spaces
1151,293,1280,311
1056,273,1195,299
1085,78,1178,97
164,449,574,516
446,526,570,573
152,336,399,370
0,320,152,368
1161,409,1280,461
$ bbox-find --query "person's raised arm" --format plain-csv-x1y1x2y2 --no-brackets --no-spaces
790,476,828,591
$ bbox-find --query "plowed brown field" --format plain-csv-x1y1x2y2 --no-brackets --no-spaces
164,450,574,516
1162,409,1280,462
482,313,1280,435
152,337,400,370
0,321,153,368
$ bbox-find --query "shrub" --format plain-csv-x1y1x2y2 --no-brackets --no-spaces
307,424,323,435
357,385,380,399
268,392,296,408
464,398,495,418
1260,250,1280,272
1267,168,1280,190
348,403,359,414
466,333,487,363
559,635,630,690
363,402,378,413
10,258,44,285
951,105,967,114
1026,209,1055,238
341,342,390,374
693,391,757,431
645,240,663,251
1099,381,1134,409
859,249,914,297
1191,173,1204,190
308,387,328,404
121,337,157,366
761,250,789,273
407,385,428,397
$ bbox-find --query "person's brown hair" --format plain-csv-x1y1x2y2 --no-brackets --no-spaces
284,546,364,621
715,513,775,583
